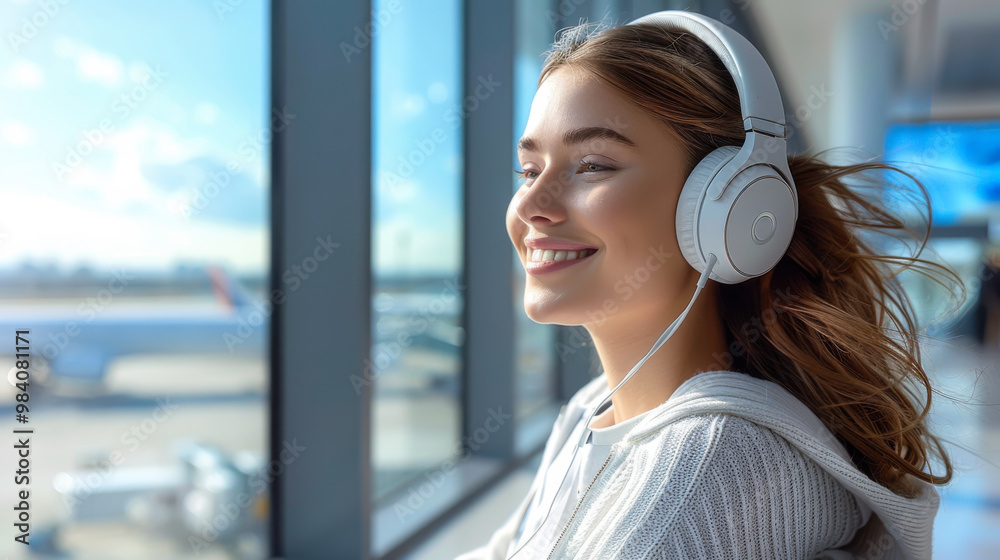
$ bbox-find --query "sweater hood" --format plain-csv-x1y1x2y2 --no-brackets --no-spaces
580,369,939,560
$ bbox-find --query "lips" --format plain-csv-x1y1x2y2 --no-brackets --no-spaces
524,247,599,275
521,236,600,275
529,247,596,261
524,236,598,252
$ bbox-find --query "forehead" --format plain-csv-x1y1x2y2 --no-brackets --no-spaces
520,66,659,152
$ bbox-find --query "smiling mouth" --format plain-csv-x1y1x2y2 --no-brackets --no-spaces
524,247,599,275
527,248,598,263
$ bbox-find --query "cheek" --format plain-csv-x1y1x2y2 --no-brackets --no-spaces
586,185,681,266
582,185,664,245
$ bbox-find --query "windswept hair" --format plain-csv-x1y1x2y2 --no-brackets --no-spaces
540,20,965,494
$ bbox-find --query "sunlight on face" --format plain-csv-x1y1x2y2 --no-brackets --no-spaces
506,66,695,329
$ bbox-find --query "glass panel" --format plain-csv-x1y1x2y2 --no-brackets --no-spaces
0,1,270,558
513,0,559,425
370,0,465,504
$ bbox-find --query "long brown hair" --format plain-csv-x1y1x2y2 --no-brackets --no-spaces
539,21,965,494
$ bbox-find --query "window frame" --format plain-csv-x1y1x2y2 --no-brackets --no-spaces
270,1,373,558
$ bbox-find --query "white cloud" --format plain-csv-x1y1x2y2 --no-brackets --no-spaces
52,36,77,58
77,49,124,88
0,191,267,274
7,58,44,89
51,36,124,88
390,92,426,119
49,117,257,230
58,119,199,209
195,102,219,125
427,82,449,103
377,172,419,203
373,217,461,276
2,122,34,146
117,117,214,163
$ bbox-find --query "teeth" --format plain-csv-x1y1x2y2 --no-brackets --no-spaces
528,248,595,263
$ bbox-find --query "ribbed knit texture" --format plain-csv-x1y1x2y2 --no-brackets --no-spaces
563,414,864,559
455,370,939,560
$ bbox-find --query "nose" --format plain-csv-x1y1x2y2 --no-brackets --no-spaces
512,168,569,227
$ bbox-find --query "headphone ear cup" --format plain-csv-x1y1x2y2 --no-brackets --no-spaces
675,146,740,275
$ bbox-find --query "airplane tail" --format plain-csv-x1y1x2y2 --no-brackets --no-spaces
206,266,254,312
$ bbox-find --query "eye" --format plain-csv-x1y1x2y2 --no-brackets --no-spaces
513,160,615,184
513,167,537,181
579,160,615,174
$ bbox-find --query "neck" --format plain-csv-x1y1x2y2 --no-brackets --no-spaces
585,279,730,425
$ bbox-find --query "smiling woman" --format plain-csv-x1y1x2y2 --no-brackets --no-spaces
458,10,965,560
509,65,719,397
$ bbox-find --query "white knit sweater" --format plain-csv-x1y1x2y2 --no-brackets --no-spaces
455,370,939,560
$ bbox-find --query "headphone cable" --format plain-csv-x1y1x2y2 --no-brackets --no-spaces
505,253,718,559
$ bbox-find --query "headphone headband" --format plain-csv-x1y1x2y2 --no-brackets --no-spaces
627,11,786,138
625,10,798,285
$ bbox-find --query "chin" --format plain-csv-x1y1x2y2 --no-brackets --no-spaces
522,290,586,327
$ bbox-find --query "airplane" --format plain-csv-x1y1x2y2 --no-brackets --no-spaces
34,440,269,556
369,279,465,396
0,266,267,394
0,267,465,396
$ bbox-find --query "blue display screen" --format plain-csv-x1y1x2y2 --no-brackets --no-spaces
884,121,1000,225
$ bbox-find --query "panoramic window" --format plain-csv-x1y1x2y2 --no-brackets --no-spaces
0,2,271,557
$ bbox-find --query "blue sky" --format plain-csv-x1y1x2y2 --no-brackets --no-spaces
0,0,269,274
0,0,544,278
371,0,544,276
372,0,463,277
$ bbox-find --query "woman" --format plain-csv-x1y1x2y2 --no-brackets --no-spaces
458,12,961,560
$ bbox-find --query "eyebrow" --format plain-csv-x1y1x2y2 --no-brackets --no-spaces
517,126,637,153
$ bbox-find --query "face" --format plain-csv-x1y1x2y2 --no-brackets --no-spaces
507,66,695,329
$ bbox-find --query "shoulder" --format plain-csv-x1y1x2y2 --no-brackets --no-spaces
617,414,865,558
629,412,859,505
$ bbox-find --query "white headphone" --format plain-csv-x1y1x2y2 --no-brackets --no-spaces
632,10,799,284
507,11,797,558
